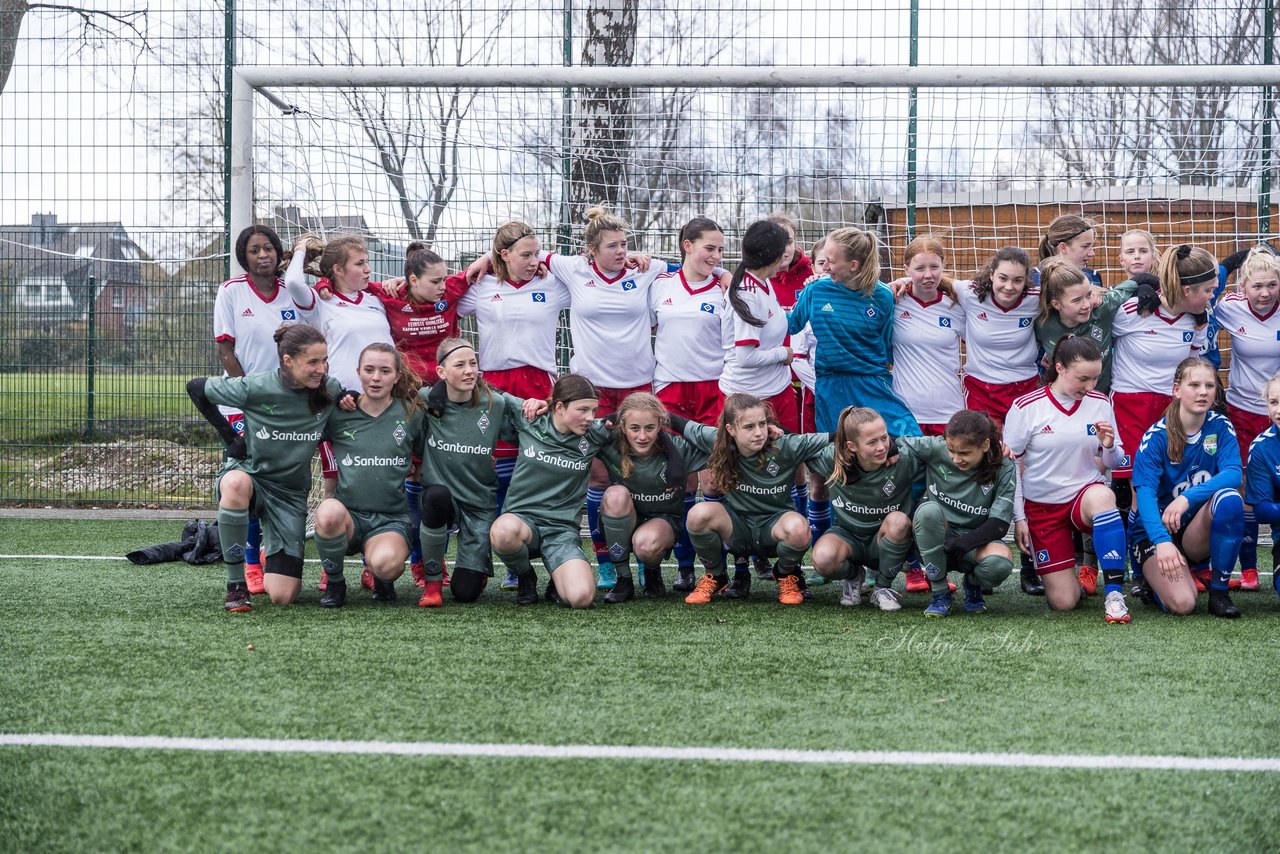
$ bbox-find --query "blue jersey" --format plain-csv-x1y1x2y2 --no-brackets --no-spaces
1132,411,1242,545
1244,425,1280,507
1030,265,1102,287
787,277,895,376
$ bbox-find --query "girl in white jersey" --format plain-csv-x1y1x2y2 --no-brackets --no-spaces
1007,335,1131,623
1214,248,1280,591
213,225,291,594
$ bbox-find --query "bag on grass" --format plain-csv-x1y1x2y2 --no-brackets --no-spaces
126,519,222,566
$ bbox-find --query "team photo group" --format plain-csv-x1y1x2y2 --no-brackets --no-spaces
188,209,1280,623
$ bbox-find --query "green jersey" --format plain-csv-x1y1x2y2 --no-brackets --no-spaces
419,390,525,512
806,440,925,537
205,371,340,495
912,438,1016,531
597,433,708,519
503,415,613,529
325,399,425,514
1036,279,1136,393
683,423,830,519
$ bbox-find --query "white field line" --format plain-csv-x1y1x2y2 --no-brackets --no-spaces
1,733,1278,772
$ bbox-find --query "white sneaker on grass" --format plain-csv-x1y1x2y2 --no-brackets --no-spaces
1104,590,1131,624
869,587,903,612
839,579,862,606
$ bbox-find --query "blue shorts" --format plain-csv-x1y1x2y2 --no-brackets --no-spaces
815,372,921,437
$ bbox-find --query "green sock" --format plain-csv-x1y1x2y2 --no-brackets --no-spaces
601,513,635,579
912,502,949,594
420,524,448,583
775,540,807,576
496,543,535,578
689,529,725,574
315,532,348,583
876,534,911,588
974,554,1014,589
218,506,249,585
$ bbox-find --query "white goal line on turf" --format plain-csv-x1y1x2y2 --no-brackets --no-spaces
2,733,1278,773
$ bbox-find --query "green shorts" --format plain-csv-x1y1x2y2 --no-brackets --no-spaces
725,508,786,558
216,471,307,560
347,509,411,554
822,524,880,566
453,500,497,576
514,513,587,574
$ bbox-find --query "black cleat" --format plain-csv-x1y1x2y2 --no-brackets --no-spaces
1020,565,1045,596
224,582,252,613
544,578,564,605
753,557,775,581
319,578,347,608
672,567,696,593
515,574,539,606
1207,589,1241,619
372,577,397,603
721,572,752,600
604,576,635,604
642,566,667,598
1131,578,1157,608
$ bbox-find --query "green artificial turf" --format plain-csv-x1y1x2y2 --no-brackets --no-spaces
2,519,1279,851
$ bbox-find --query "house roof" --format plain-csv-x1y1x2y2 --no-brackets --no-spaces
0,220,146,286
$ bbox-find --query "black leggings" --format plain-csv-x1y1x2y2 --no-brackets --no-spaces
451,568,488,603
420,483,456,528
263,550,304,579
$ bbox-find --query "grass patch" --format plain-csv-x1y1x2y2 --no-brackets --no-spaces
0,371,201,444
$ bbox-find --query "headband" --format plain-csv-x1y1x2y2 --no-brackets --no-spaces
1173,246,1216,285
438,342,475,363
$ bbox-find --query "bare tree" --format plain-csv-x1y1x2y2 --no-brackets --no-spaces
0,1,149,95
1033,0,1267,187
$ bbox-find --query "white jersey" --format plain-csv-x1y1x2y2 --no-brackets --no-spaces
456,272,569,374
213,273,296,419
1110,299,1206,394
892,287,966,425
284,255,393,391
1214,293,1280,414
954,280,1040,384
790,324,817,392
650,269,726,387
720,272,791,398
1005,387,1120,505
545,253,660,388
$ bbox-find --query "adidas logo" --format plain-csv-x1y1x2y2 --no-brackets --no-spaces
241,308,253,317
585,280,596,288
490,294,503,301
1237,326,1247,334
1039,425,1054,434
1102,550,1122,561
661,298,673,305
821,303,834,312
900,311,911,319
1144,329,1158,335
976,312,988,321
402,304,414,313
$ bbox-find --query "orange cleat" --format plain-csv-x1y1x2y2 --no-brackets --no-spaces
905,568,929,593
684,573,727,604
776,575,805,605
361,568,376,591
1078,565,1098,596
1192,568,1210,592
1240,568,1260,591
244,561,265,595
410,561,427,588
318,569,328,592
418,580,444,608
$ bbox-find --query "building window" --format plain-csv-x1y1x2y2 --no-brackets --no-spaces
112,289,125,309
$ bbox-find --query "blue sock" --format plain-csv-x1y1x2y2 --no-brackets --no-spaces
1240,509,1258,571
404,479,423,563
1092,509,1127,595
807,498,831,540
674,492,696,568
586,486,610,567
1209,490,1244,591
495,457,516,514
1126,508,1145,583
245,517,261,565
703,491,724,504
791,484,808,516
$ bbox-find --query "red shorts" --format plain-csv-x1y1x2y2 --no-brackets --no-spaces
1024,487,1093,575
596,383,653,414
762,386,800,434
319,439,337,480
1227,404,1271,468
800,387,817,434
485,365,555,459
962,375,1038,428
1111,391,1171,479
919,423,947,437
656,380,723,426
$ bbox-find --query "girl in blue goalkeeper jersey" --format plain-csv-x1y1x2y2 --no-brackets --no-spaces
1130,357,1244,618
1244,372,1280,598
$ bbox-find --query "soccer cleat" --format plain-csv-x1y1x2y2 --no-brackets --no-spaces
805,570,828,587
224,582,252,613
1207,589,1241,619
869,587,902,612
1239,568,1260,591
1131,578,1157,608
962,579,986,613
319,578,348,609
417,580,443,608
361,568,376,591
410,561,427,589
318,569,328,592
596,561,617,591
544,578,564,605
923,592,953,618
1103,590,1130,623
754,556,776,581
947,578,958,593
372,577,397,603
776,574,805,605
904,568,929,593
515,574,539,606
1020,566,1045,596
721,573,752,600
1077,565,1098,596
839,578,861,607
642,567,666,599
1192,569,1210,593
673,567,697,593
604,576,635,604
500,569,520,591
442,561,451,587
684,573,728,605
244,562,265,595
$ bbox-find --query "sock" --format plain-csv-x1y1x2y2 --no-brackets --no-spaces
1240,509,1258,571
1092,509,1127,595
973,554,1013,589
689,528,725,574
702,491,725,504
912,502,949,594
775,539,807,576
404,479,423,563
586,486,611,567
674,492,696,568
807,498,831,541
1082,531,1096,570
245,516,261,565
791,483,808,516
495,542,534,578
419,524,448,583
494,457,516,514
601,512,635,579
1073,529,1084,567
875,535,911,588
1209,490,1244,591
315,532,349,583
218,506,249,585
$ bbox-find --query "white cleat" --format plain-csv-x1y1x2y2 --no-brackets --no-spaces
839,579,862,607
869,587,903,612
1104,590,1131,624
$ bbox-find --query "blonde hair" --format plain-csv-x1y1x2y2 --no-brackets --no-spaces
1037,257,1090,324
825,227,881,295
491,221,536,282
615,392,669,479
1155,245,1217,310
1038,214,1096,262
318,235,368,288
1120,229,1158,255
1239,247,1280,289
583,207,629,255
826,407,884,487
1163,357,1220,464
902,234,956,299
